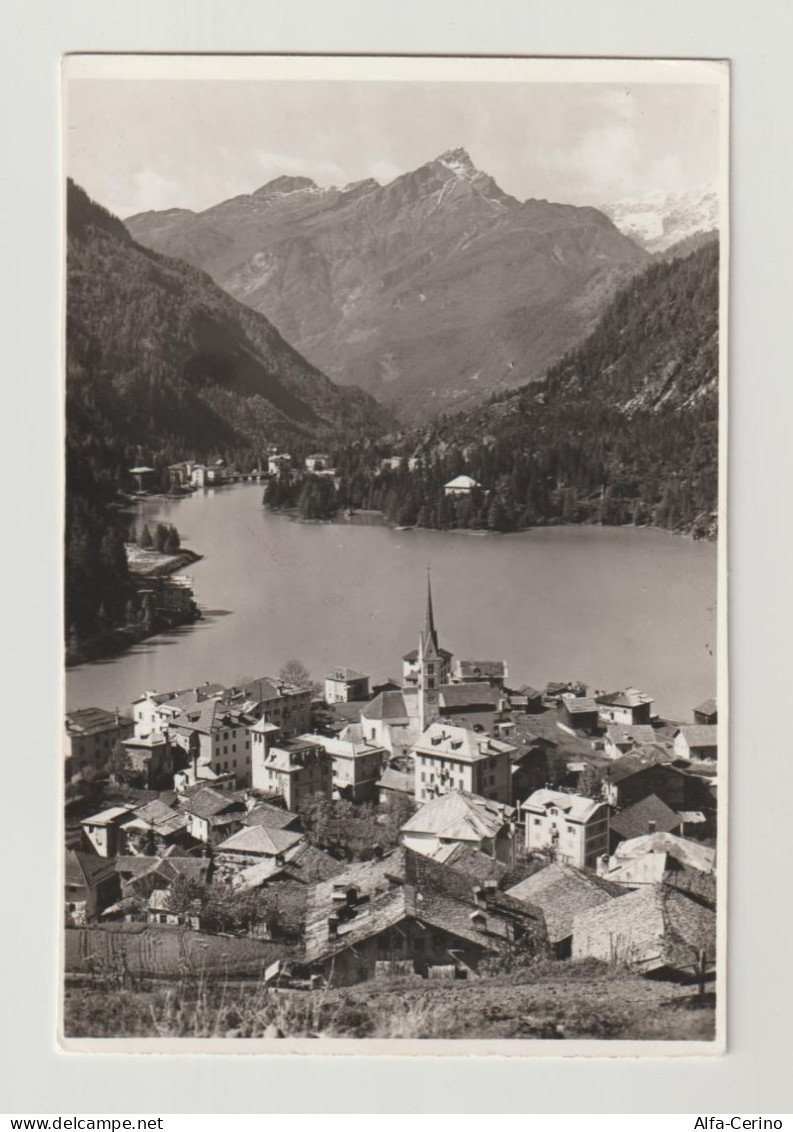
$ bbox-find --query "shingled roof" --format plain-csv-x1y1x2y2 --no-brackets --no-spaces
609,794,682,841
303,847,546,965
401,790,514,842
508,863,626,944
215,824,304,857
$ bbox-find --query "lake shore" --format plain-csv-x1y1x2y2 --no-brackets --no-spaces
65,547,203,669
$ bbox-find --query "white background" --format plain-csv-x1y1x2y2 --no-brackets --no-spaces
2,0,792,1114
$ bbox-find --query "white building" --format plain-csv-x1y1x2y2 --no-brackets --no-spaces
522,789,610,870
443,474,480,497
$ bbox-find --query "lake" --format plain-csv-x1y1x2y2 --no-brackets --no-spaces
65,483,717,721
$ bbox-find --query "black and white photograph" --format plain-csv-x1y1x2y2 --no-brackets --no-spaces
61,54,727,1052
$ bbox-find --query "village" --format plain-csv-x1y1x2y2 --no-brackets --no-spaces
63,573,718,1012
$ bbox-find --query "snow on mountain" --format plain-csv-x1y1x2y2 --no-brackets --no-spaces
601,188,719,254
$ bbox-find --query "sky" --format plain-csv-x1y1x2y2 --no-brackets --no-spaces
65,78,722,218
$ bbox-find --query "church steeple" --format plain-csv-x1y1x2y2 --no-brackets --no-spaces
421,567,440,658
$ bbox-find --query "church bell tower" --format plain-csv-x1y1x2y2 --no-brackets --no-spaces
418,569,442,734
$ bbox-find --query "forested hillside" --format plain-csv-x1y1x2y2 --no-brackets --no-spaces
65,181,392,649
267,242,719,538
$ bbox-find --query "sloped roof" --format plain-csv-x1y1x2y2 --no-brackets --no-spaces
181,786,244,820
361,690,409,721
694,698,717,716
597,687,654,709
560,696,599,714
675,725,718,749
605,724,658,747
508,863,626,944
610,794,682,841
326,667,368,682
376,767,415,794
429,842,509,884
65,707,124,735
124,799,188,835
608,756,689,785
444,475,479,489
439,682,500,709
303,847,544,964
243,802,301,831
573,884,716,973
65,849,117,888
614,831,716,873
215,824,304,857
401,790,513,842
522,788,604,823
81,805,134,827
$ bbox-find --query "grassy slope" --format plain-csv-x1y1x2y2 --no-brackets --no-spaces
64,959,715,1041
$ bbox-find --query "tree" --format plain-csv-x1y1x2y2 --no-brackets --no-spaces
279,659,312,688
107,742,143,788
139,523,153,549
163,525,181,554
153,522,170,553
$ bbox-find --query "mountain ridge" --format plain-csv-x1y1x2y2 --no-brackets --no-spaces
126,148,650,423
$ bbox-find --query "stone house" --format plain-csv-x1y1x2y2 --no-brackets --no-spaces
64,707,135,780
412,723,514,805
65,850,120,925
673,725,718,762
595,687,655,726
507,863,626,957
323,667,370,704
401,790,517,863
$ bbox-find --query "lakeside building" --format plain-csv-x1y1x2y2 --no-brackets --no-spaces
522,789,610,870
412,722,514,805
324,667,370,704
64,708,135,780
443,474,479,497
267,453,291,475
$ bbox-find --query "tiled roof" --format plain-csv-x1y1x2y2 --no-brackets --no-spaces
401,790,514,841
610,794,682,841
508,863,626,944
521,789,604,823
215,824,304,857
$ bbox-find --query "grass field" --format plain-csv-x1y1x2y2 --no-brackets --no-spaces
64,959,716,1041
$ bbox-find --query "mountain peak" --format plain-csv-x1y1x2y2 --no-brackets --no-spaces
435,147,477,175
253,175,319,198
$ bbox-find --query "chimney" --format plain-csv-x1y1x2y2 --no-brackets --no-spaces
472,885,487,908
648,820,657,835
327,915,339,938
372,843,384,861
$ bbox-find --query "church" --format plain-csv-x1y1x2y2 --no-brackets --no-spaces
354,572,504,757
